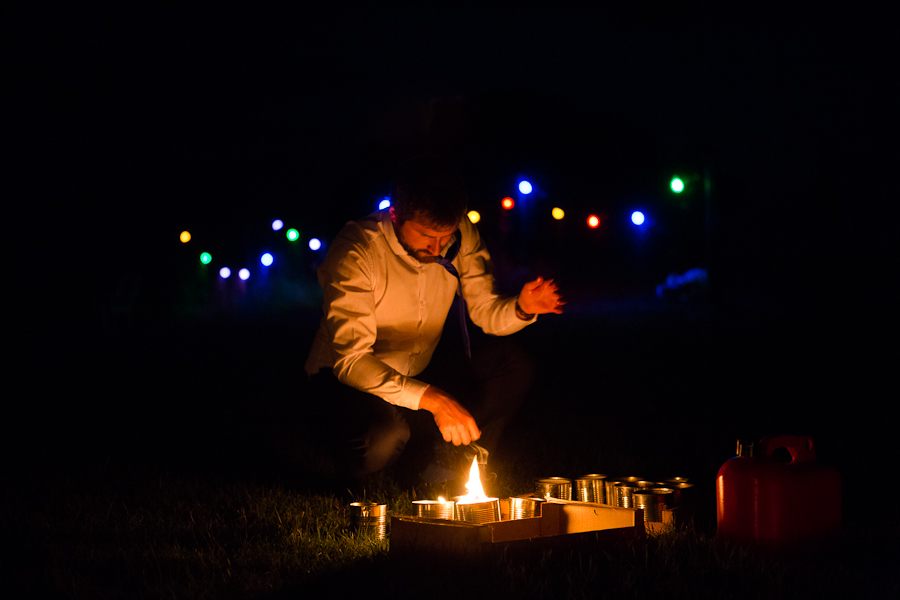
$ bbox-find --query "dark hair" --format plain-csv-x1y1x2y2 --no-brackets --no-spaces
390,157,467,229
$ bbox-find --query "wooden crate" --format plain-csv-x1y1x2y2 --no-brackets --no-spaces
390,498,674,556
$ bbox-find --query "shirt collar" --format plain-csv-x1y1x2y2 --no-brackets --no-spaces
381,209,408,258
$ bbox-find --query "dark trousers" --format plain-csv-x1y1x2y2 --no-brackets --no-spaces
308,330,534,482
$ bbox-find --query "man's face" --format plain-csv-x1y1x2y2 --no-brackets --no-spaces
391,208,456,264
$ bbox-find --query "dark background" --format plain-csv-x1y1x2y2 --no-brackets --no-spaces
7,3,898,514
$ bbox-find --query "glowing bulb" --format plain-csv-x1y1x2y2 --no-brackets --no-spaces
379,197,391,210
670,177,685,193
238,268,250,281
587,215,600,229
219,267,231,279
631,211,645,225
309,238,322,251
552,207,565,220
286,229,300,241
467,210,481,224
272,219,284,231
502,197,515,210
200,252,212,265
518,180,533,194
180,231,191,243
260,252,273,266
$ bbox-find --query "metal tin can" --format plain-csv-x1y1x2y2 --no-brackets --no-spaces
535,477,572,501
508,496,544,519
615,482,638,508
575,474,608,503
349,502,388,539
455,499,501,524
633,490,659,522
604,479,623,505
413,500,455,520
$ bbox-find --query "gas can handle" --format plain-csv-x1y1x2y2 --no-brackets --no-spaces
760,435,816,463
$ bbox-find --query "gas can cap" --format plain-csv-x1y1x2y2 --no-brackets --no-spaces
736,439,756,457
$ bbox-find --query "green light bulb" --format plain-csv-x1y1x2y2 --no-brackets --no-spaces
670,177,685,193
286,229,300,242
200,252,212,265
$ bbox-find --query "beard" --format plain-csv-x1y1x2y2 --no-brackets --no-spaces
413,252,439,264
404,245,439,264
396,228,440,264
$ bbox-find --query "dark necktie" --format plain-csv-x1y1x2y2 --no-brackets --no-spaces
434,232,471,360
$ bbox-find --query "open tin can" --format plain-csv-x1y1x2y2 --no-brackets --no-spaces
575,474,608,503
349,502,388,539
508,496,544,519
535,477,572,501
454,498,501,524
413,500,455,520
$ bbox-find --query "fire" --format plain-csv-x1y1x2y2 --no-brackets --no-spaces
456,458,496,505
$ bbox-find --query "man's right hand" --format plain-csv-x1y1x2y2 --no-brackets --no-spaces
418,385,481,446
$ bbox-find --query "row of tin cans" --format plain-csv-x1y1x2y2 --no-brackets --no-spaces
355,497,507,535
412,497,503,525
414,496,545,524
535,475,694,522
405,476,694,526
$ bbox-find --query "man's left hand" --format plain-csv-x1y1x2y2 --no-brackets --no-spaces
517,277,565,316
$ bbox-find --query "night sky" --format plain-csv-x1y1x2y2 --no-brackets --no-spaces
6,2,900,545
10,3,896,339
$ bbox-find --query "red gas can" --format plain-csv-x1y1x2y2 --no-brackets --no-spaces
716,435,840,550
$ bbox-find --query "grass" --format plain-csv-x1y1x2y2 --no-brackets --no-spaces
5,465,388,598
6,304,898,598
5,448,897,599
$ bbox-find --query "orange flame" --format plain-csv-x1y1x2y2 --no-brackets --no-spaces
456,458,496,505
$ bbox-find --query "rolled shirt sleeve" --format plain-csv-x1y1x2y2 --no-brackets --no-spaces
304,210,535,410
456,216,536,334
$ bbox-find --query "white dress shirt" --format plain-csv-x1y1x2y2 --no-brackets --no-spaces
304,209,535,410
